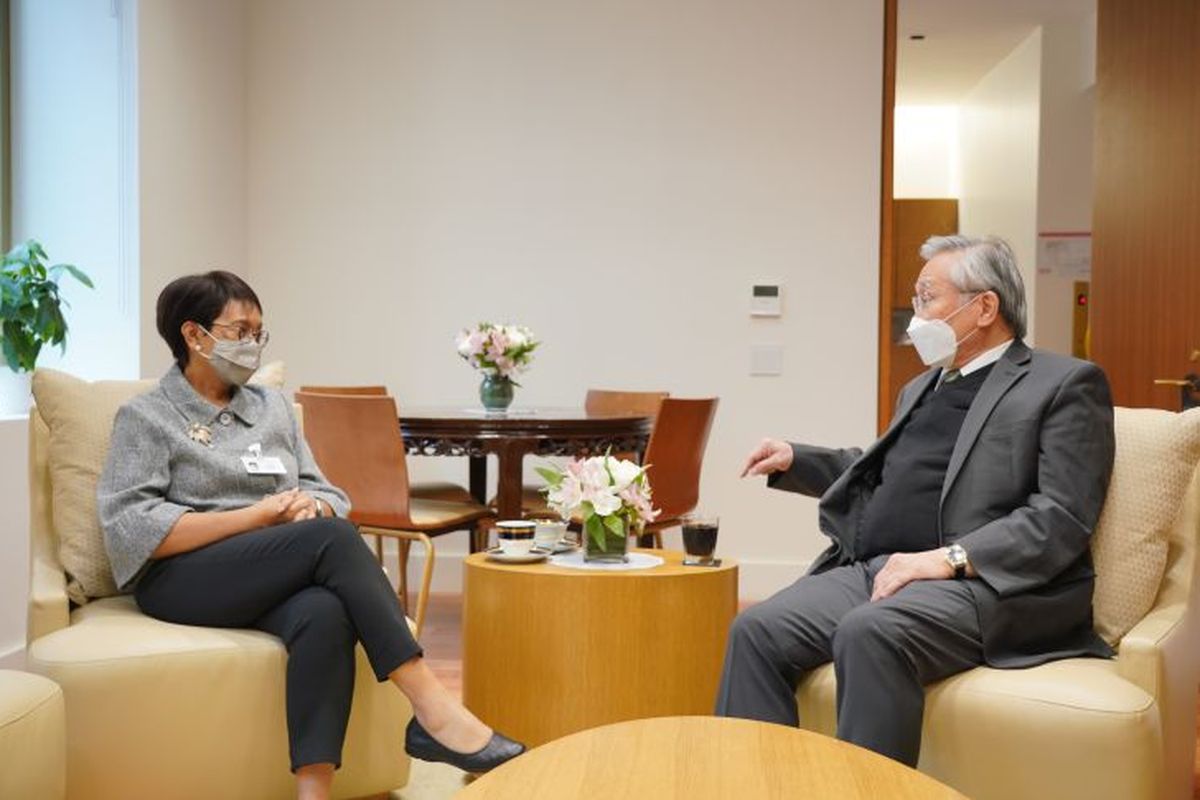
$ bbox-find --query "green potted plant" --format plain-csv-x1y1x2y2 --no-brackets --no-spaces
0,240,92,414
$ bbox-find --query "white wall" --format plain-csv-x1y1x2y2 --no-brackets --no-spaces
958,29,1042,343
138,0,247,376
1034,14,1095,355
894,105,959,199
245,0,884,598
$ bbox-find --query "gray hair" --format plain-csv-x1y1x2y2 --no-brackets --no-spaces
919,235,1027,339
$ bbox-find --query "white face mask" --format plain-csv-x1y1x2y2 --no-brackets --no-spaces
906,294,982,369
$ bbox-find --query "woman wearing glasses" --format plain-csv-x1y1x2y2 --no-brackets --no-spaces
97,271,522,800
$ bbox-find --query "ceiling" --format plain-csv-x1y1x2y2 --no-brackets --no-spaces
897,0,1095,105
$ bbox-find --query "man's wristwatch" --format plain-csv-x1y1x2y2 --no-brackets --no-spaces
945,543,969,579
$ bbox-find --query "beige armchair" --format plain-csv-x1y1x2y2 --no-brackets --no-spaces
796,407,1200,800
24,373,418,800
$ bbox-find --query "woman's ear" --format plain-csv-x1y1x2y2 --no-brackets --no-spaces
181,321,205,353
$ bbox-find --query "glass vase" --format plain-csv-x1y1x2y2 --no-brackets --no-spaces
479,374,514,412
584,518,629,563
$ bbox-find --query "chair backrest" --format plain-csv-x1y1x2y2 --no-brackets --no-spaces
642,397,719,521
585,389,669,419
294,392,413,529
298,385,389,396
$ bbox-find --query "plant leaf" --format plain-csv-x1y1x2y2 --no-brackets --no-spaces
49,263,94,289
4,241,29,265
584,514,605,550
0,336,17,371
1,320,37,371
534,466,564,487
603,515,625,538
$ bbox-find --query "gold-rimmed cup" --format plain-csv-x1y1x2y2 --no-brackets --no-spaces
495,520,536,556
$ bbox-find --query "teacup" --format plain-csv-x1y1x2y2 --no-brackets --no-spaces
531,517,568,551
495,520,536,556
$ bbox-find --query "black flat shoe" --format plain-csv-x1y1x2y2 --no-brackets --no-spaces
404,717,525,773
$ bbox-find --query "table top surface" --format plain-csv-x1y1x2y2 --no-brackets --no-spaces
464,548,737,578
400,406,653,438
456,715,967,800
401,406,649,422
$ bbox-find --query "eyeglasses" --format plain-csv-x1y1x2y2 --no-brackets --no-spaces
208,321,270,346
911,289,982,314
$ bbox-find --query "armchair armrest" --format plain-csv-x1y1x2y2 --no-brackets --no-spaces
1115,602,1189,699
27,529,69,644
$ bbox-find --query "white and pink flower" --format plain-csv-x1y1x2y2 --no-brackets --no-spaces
536,454,658,551
455,322,539,380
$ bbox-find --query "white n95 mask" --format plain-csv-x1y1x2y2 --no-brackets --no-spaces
906,294,982,369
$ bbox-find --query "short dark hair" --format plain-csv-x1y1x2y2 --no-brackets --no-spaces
156,271,263,369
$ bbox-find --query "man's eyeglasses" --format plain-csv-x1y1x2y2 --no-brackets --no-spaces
911,289,982,314
208,321,270,346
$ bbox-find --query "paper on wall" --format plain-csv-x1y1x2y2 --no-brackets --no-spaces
1037,232,1091,279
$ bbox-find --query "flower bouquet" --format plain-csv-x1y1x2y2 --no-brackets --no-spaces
536,455,658,562
455,322,539,411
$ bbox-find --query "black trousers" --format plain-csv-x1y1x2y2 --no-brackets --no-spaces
135,517,422,771
714,555,984,766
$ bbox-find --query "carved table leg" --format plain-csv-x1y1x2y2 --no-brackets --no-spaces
495,438,536,520
469,455,488,505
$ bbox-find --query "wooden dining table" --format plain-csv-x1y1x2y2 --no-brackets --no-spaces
399,407,653,524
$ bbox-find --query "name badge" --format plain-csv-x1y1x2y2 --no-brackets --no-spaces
242,443,287,475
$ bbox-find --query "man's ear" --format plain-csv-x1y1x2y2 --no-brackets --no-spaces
978,291,1001,327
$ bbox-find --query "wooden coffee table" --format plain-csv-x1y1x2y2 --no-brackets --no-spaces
456,716,968,799
462,549,737,747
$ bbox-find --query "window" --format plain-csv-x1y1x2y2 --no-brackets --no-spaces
10,0,138,380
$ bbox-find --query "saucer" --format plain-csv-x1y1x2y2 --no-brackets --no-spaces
485,548,549,564
534,540,578,555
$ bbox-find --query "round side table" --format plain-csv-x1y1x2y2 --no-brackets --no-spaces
457,716,968,799
462,549,738,747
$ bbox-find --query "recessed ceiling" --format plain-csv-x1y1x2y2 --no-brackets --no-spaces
898,0,1095,105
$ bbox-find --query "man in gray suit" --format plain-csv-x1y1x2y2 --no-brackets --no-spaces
716,235,1115,766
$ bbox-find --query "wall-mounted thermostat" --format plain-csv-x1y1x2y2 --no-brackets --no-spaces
751,284,782,317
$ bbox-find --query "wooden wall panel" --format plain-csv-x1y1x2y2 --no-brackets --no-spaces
1092,0,1200,409
876,0,897,434
885,199,958,418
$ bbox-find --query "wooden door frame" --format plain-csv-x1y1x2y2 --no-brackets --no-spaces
877,0,898,434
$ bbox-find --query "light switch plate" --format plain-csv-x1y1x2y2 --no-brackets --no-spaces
750,344,784,376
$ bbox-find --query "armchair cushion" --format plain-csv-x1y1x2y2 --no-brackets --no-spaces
27,595,411,800
796,660,1161,800
0,670,66,800
31,370,156,604
1090,407,1200,644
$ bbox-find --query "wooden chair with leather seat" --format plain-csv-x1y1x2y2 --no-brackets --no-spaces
514,389,669,520
637,397,719,548
299,385,479,555
294,391,494,630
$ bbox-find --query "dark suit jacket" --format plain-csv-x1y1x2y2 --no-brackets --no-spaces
769,340,1115,666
